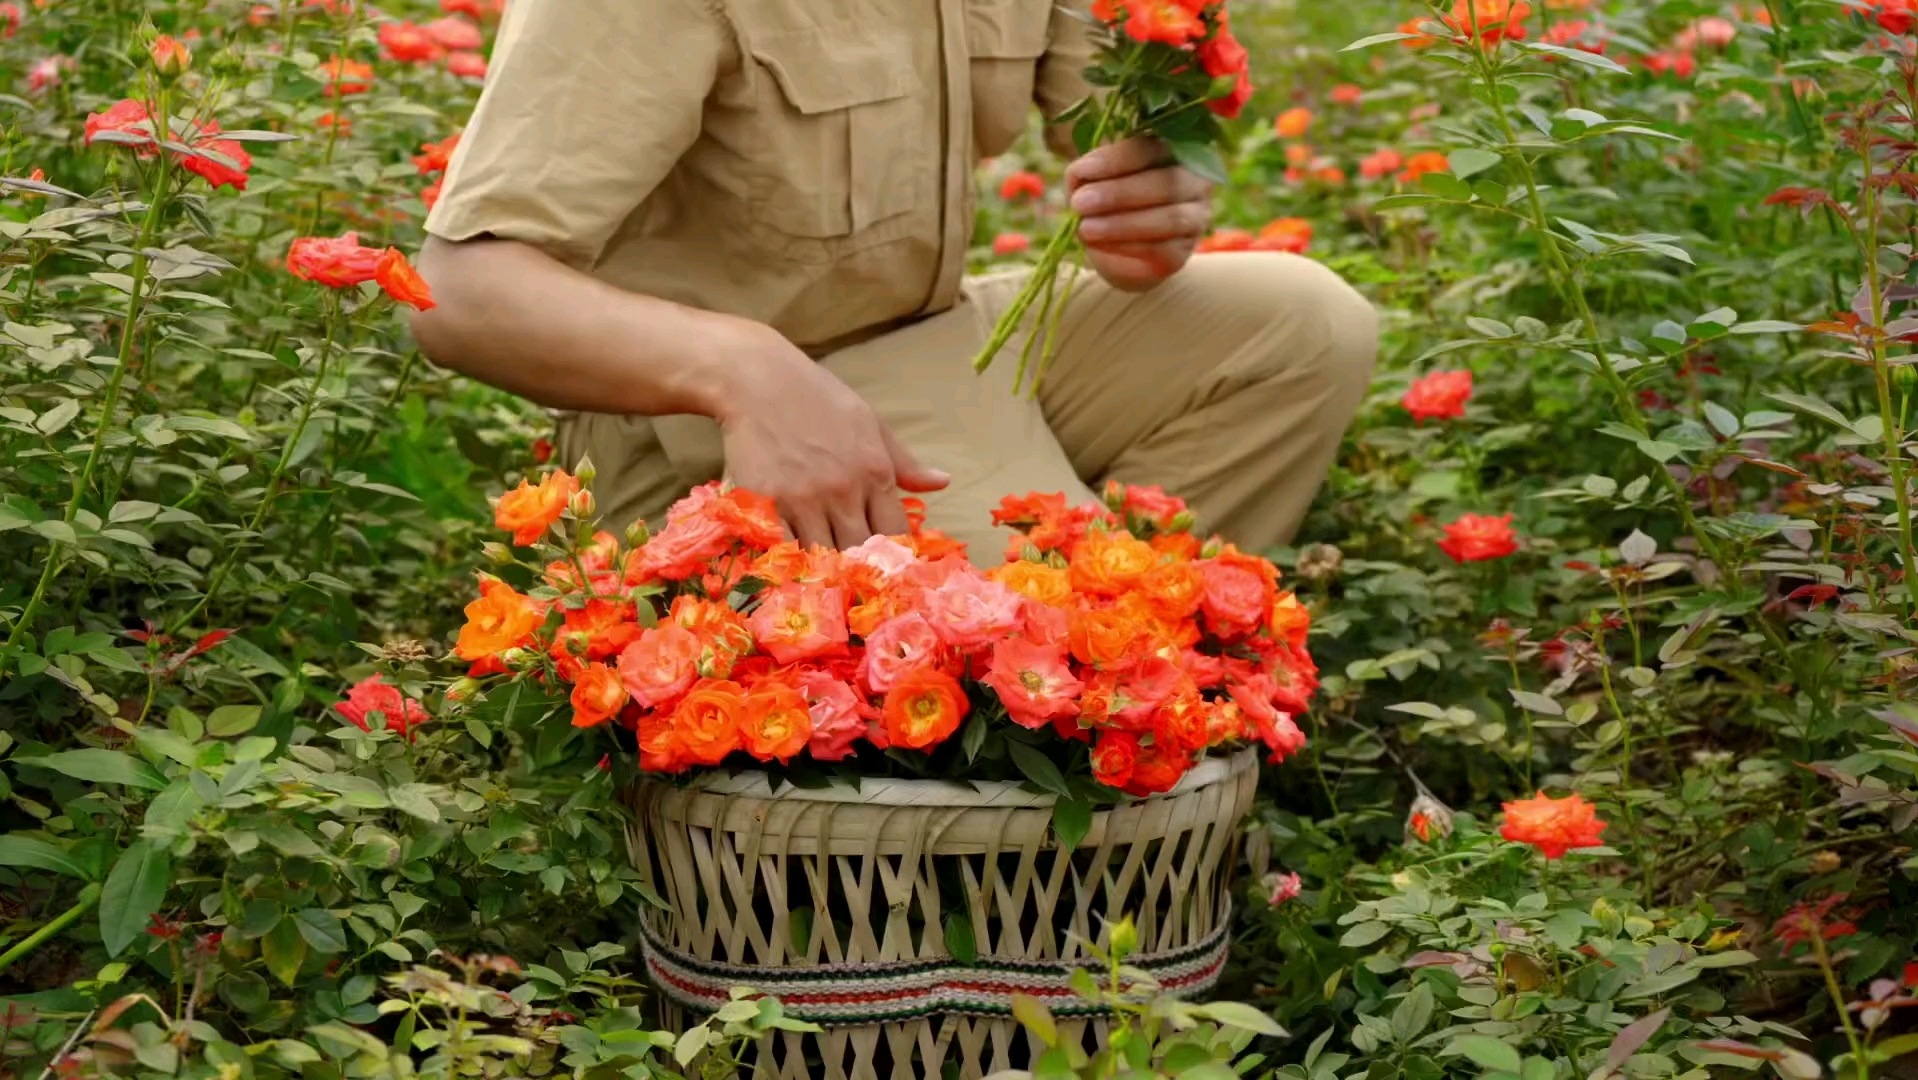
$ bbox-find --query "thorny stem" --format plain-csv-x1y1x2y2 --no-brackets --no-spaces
1465,39,1741,591
1808,929,1870,1080
169,293,344,634
0,884,101,977
1852,112,1918,620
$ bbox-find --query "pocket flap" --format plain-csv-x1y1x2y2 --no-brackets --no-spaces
966,0,1051,58
752,28,916,114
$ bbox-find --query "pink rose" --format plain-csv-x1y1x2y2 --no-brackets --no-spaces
922,572,1023,653
617,625,701,708
860,613,943,694
843,535,917,578
337,674,429,739
981,637,1082,730
797,668,866,761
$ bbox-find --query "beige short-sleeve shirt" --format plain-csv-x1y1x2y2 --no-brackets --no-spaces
425,0,1093,356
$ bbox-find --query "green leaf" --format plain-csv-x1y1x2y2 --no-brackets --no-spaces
1451,1035,1524,1074
1766,390,1853,430
1525,41,1630,72
29,748,168,790
263,917,308,986
207,705,262,737
1343,31,1418,49
1419,173,1474,201
1195,1001,1285,1037
943,912,977,964
0,834,92,880
1011,993,1059,1046
295,907,348,954
1339,921,1391,948
99,839,171,956
1166,140,1227,186
1051,797,1092,851
1009,742,1071,797
1448,149,1502,179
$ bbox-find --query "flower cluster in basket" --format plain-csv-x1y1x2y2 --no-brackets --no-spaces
452,469,1316,801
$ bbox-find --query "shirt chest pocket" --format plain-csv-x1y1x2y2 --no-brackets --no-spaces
967,0,1051,159
745,28,925,239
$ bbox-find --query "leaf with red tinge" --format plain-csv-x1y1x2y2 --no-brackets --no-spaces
1604,1007,1670,1071
187,629,233,657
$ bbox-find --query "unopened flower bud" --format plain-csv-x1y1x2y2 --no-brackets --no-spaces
569,489,595,519
481,541,514,565
1108,916,1137,960
499,647,531,667
1200,537,1224,560
1102,478,1126,513
1897,364,1918,391
149,34,192,78
573,454,596,487
1296,543,1345,581
625,520,650,548
1166,510,1196,534
1807,850,1841,874
1406,791,1454,843
1021,542,1044,563
445,678,480,702
1591,896,1622,936
564,632,589,657
209,49,246,75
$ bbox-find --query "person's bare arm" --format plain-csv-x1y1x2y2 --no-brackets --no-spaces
410,236,947,548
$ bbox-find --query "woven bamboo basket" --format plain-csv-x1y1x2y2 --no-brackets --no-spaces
624,748,1259,1080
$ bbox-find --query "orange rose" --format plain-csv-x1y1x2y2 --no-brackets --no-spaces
740,680,814,763
670,679,746,766
1139,560,1204,621
569,662,628,728
374,247,435,310
882,667,968,750
637,710,682,772
1069,607,1147,668
1150,531,1201,561
494,470,578,546
1499,791,1607,858
1122,738,1191,797
1068,529,1158,596
989,561,1073,608
455,576,541,663
1270,591,1310,648
617,624,701,708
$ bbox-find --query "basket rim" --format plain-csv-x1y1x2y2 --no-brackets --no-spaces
643,746,1257,808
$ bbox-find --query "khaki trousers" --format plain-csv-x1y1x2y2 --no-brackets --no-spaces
557,251,1379,565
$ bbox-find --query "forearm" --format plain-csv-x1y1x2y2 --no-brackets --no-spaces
410,236,775,420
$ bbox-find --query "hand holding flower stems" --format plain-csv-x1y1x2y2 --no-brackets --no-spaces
970,0,1252,397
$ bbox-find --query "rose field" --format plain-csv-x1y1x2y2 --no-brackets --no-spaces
4,0,1918,1077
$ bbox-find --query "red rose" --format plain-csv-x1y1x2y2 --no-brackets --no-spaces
1437,513,1519,563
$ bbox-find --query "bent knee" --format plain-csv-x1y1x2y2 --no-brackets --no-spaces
1180,251,1378,400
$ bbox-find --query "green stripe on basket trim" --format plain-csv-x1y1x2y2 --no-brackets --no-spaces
636,910,1229,982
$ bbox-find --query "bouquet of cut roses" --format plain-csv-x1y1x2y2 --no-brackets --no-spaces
971,0,1253,395
450,469,1315,808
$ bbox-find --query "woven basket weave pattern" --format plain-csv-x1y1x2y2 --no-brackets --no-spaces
627,750,1258,1080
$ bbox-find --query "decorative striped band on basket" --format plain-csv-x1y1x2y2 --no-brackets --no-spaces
639,909,1233,1027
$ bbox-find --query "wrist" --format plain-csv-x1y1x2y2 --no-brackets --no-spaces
684,315,802,426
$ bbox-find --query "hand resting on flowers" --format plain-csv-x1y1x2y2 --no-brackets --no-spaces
1068,135,1216,293
411,237,948,551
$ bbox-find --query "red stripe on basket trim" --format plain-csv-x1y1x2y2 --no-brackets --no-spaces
643,944,1227,1020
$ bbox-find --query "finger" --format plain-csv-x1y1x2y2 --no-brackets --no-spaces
786,503,834,552
882,426,950,493
827,497,875,551
1070,167,1212,216
1066,136,1169,187
867,490,911,539
1079,203,1212,246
